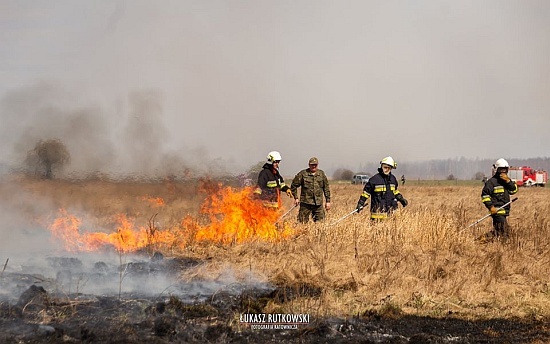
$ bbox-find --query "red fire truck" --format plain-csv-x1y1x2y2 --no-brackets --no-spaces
508,166,548,187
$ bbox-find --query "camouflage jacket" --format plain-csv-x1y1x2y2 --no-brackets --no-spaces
290,169,331,206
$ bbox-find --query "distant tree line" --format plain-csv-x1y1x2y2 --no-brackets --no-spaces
333,157,550,180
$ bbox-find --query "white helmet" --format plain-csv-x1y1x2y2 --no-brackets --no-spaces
266,151,282,164
380,156,397,169
493,158,509,169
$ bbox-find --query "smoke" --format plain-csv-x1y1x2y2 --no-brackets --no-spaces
0,81,243,179
0,82,114,174
1,249,271,304
2,2,549,176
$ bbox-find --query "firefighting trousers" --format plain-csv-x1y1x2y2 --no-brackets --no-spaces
491,215,510,237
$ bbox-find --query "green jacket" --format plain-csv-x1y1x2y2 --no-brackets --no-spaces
290,169,331,206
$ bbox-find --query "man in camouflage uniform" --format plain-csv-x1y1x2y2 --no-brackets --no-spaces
290,157,331,223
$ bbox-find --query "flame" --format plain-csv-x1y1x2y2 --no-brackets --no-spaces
49,211,177,253
49,209,83,251
141,196,165,207
48,186,295,252
195,186,294,244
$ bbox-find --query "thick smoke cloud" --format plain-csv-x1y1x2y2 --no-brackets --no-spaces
0,82,114,173
0,82,237,178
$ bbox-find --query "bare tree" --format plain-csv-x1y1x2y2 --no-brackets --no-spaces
473,171,486,180
333,168,354,181
25,139,70,179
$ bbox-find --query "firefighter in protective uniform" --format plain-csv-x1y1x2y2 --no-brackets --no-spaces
254,151,292,208
355,156,408,219
479,158,518,242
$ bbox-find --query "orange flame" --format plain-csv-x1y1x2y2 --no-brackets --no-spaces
49,209,83,251
49,211,177,253
48,186,295,252
195,186,294,244
141,196,165,207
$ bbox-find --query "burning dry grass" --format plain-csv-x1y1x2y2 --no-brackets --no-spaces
172,183,550,323
2,175,550,326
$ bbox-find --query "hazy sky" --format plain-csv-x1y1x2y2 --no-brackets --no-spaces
1,0,549,176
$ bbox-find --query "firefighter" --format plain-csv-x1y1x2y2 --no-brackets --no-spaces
290,157,331,223
355,156,408,219
254,151,293,208
479,158,518,242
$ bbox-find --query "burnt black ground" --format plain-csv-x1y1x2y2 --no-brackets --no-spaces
1,255,549,343
1,283,549,344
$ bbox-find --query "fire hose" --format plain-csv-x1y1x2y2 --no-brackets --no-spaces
329,206,363,226
275,204,298,224
462,197,518,231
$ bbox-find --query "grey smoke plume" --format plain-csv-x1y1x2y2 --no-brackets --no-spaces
0,82,237,178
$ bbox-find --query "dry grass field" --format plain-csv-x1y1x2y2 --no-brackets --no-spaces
1,174,549,342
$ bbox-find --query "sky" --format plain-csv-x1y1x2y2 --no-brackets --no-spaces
1,0,549,176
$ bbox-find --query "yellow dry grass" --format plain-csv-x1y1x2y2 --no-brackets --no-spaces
201,183,550,322
3,175,550,322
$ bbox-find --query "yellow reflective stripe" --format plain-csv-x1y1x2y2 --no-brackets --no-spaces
493,186,504,194
481,195,491,202
374,184,395,192
280,182,286,188
371,213,388,219
393,190,401,196
254,188,262,195
361,192,370,199
509,184,518,195
266,181,278,188
496,209,506,215
262,201,279,208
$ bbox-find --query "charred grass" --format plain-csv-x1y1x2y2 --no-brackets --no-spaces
1,175,550,343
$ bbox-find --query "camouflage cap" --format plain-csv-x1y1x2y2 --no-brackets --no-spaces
308,157,319,165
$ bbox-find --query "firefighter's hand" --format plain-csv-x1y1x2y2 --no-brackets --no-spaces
356,203,364,213
499,173,511,183
325,202,331,211
490,206,498,215
294,198,299,206
395,194,408,207
252,191,261,200
286,189,293,198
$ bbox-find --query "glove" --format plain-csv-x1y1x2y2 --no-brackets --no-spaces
499,173,511,183
286,189,293,198
356,202,364,213
489,206,498,215
395,194,408,207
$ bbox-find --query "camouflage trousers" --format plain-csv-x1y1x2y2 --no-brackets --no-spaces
297,203,325,223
